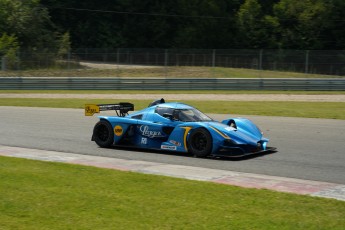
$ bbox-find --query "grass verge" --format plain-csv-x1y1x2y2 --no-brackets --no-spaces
1,98,344,119
1,156,344,230
1,65,343,78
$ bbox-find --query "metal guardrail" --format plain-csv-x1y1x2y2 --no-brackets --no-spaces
0,77,344,91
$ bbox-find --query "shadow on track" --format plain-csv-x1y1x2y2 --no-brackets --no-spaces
108,145,278,161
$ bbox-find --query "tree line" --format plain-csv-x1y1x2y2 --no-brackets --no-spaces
1,0,345,57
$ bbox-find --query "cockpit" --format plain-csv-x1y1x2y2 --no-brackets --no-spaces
155,106,213,122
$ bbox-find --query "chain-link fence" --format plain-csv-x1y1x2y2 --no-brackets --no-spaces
1,48,345,77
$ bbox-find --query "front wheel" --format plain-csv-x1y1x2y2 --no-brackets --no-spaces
93,121,114,148
188,128,212,157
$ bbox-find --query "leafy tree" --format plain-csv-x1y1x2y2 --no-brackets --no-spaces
119,0,177,48
57,32,71,58
258,0,280,14
273,0,332,49
39,0,345,50
236,0,279,48
173,0,241,48
41,0,242,49
321,0,345,49
0,33,18,55
0,33,19,69
0,0,57,50
42,0,126,48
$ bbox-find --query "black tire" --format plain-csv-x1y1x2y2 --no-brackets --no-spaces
188,128,212,157
93,120,114,148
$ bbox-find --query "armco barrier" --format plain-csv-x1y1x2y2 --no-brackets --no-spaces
0,77,344,90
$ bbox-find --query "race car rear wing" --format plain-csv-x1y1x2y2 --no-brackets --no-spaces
85,102,134,117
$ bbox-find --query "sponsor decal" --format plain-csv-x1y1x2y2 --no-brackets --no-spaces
161,145,177,151
225,127,237,132
141,137,147,145
114,125,123,136
169,140,181,146
139,125,164,138
85,104,99,116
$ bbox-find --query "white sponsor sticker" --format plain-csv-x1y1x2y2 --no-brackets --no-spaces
141,138,147,145
161,145,177,151
225,127,237,131
140,125,164,138
169,140,181,146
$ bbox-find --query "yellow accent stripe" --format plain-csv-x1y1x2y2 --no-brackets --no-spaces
181,127,192,151
210,126,230,139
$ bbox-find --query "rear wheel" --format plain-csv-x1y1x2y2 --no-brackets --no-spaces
93,121,114,148
188,128,212,157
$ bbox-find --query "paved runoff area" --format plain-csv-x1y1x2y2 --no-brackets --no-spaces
1,145,344,202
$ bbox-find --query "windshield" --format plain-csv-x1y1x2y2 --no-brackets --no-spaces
172,108,213,122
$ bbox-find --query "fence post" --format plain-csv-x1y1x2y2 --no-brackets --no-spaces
305,50,309,74
165,49,169,66
164,49,169,78
259,49,263,70
68,49,71,70
212,49,216,67
16,49,20,70
117,48,120,64
1,56,6,71
116,48,120,78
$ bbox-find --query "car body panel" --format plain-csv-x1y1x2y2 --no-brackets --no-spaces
92,101,273,157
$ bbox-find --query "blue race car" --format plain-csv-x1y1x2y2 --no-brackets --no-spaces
85,99,274,157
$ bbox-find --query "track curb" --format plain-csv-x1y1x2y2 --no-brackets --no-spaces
1,145,344,201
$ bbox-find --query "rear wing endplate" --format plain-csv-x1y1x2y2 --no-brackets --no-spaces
85,102,134,117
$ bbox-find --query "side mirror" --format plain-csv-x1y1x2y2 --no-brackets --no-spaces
163,113,174,120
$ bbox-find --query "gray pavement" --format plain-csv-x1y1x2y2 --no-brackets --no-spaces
1,107,344,184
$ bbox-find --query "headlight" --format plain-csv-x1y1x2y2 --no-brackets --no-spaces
257,141,267,150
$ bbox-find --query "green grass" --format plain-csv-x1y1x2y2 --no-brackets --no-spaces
1,156,344,230
0,65,343,78
1,98,344,119
0,89,344,95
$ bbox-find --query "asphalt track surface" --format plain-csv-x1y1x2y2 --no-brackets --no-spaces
1,107,344,184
